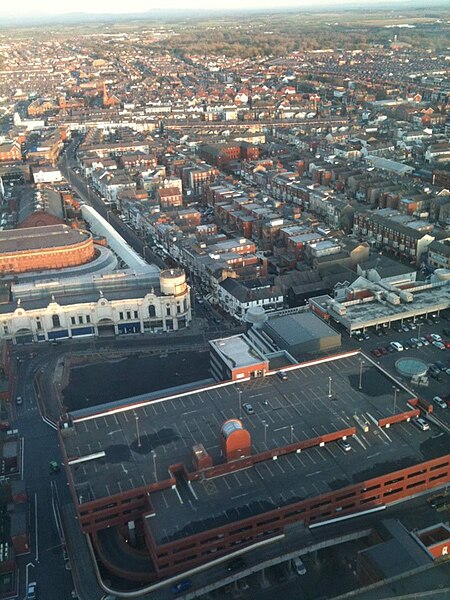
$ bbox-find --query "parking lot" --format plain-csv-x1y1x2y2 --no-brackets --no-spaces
349,315,450,411
62,349,449,548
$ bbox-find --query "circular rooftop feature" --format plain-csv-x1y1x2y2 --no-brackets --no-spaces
221,418,244,439
395,357,428,379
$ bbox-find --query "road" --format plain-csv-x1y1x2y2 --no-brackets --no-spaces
14,353,75,600
59,140,166,270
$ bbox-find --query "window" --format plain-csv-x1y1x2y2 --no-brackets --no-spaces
149,305,156,318
86,315,91,323
52,315,61,328
176,304,181,314
166,307,171,316
71,317,76,325
3,326,8,335
36,321,42,331
119,312,124,320
78,316,83,324
126,311,131,320
134,310,138,319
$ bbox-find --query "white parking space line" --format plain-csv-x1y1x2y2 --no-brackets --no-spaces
398,423,413,437
312,483,322,494
275,460,286,474
353,434,367,450
265,463,276,477
304,452,316,464
284,456,296,470
325,444,336,458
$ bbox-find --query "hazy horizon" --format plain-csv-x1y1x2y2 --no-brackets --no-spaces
0,0,444,18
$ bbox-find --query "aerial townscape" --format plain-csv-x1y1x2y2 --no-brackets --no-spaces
0,3,449,600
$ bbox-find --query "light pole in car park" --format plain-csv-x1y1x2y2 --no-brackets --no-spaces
262,420,268,448
359,359,365,390
392,386,399,415
328,376,333,399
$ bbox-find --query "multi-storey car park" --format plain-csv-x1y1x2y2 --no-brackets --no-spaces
58,350,450,586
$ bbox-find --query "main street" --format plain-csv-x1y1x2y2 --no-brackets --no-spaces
59,140,166,269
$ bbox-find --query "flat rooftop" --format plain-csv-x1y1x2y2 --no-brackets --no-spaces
209,334,267,369
0,225,90,253
264,311,340,347
313,280,450,330
62,352,449,545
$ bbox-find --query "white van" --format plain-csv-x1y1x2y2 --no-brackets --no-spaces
390,341,404,352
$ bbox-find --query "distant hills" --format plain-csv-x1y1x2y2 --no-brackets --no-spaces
0,1,449,29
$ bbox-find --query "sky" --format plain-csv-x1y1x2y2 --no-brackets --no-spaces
0,0,418,17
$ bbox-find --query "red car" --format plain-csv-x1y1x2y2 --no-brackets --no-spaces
378,346,388,356
371,348,382,358
443,340,450,349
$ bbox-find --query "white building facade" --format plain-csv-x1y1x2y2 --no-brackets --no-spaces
1,269,191,344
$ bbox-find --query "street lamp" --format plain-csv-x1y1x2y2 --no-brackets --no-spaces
238,389,242,419
290,425,294,444
328,376,333,399
359,360,364,390
392,386,399,415
134,412,141,447
152,450,157,481
262,420,268,448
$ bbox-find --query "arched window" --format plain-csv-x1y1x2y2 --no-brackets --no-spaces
148,305,156,318
52,314,61,328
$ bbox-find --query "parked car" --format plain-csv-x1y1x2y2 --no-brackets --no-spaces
430,333,442,342
407,322,416,330
277,371,288,381
337,439,352,452
390,341,404,352
411,337,422,348
419,337,429,346
242,403,255,415
378,346,388,356
16,396,23,405
371,348,382,358
434,361,446,372
412,417,430,431
432,341,446,351
433,396,447,409
428,364,442,379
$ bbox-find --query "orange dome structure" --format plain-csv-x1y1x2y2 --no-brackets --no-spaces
221,419,251,462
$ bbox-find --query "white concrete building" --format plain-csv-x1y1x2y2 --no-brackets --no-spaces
2,268,191,344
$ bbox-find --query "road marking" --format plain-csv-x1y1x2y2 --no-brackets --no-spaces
305,470,322,477
353,434,367,450
20,437,24,480
34,493,39,563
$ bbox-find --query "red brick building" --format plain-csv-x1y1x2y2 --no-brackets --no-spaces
0,225,95,274
157,187,183,209
0,141,21,163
